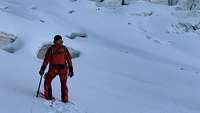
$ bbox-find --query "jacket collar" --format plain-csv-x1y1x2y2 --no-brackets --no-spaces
54,43,62,48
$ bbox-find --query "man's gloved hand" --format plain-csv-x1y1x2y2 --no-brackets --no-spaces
39,70,44,76
69,71,74,78
39,65,46,76
68,65,74,78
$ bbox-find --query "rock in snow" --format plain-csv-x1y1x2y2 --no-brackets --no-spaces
37,42,80,60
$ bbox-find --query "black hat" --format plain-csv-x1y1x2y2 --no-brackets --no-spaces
54,35,62,43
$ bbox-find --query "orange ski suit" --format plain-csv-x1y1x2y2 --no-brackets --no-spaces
42,44,72,102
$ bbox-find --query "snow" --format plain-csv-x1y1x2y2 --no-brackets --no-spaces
0,0,200,113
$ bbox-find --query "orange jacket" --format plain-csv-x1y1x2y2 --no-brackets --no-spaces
42,44,72,67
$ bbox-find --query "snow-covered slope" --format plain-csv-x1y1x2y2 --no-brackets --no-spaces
1,0,200,113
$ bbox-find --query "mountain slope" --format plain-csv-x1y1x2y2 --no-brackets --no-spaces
0,0,200,113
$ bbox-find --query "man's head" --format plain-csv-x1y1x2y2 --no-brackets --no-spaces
54,35,63,45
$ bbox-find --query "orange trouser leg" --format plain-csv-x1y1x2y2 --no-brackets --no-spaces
59,74,68,102
44,71,56,100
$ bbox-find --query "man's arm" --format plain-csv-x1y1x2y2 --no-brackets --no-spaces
65,48,72,66
65,48,74,77
42,47,51,67
39,47,51,75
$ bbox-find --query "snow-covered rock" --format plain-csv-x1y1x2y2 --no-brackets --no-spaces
0,32,16,47
172,10,200,18
194,22,200,29
0,32,22,53
171,22,200,33
175,22,196,32
36,42,80,60
65,32,87,39
95,0,132,8
129,11,154,16
148,0,178,5
177,0,200,10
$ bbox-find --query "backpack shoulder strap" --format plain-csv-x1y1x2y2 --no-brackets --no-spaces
49,45,54,55
62,45,66,53
48,45,54,61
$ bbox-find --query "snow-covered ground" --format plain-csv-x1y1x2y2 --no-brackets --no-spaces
1,0,200,113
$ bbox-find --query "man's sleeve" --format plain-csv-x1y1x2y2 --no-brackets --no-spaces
42,47,51,67
65,48,72,66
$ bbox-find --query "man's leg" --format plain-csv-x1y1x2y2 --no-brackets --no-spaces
44,71,56,100
59,74,68,103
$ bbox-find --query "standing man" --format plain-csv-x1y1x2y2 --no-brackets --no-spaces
39,35,74,103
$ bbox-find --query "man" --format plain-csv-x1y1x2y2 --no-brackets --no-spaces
39,35,74,103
